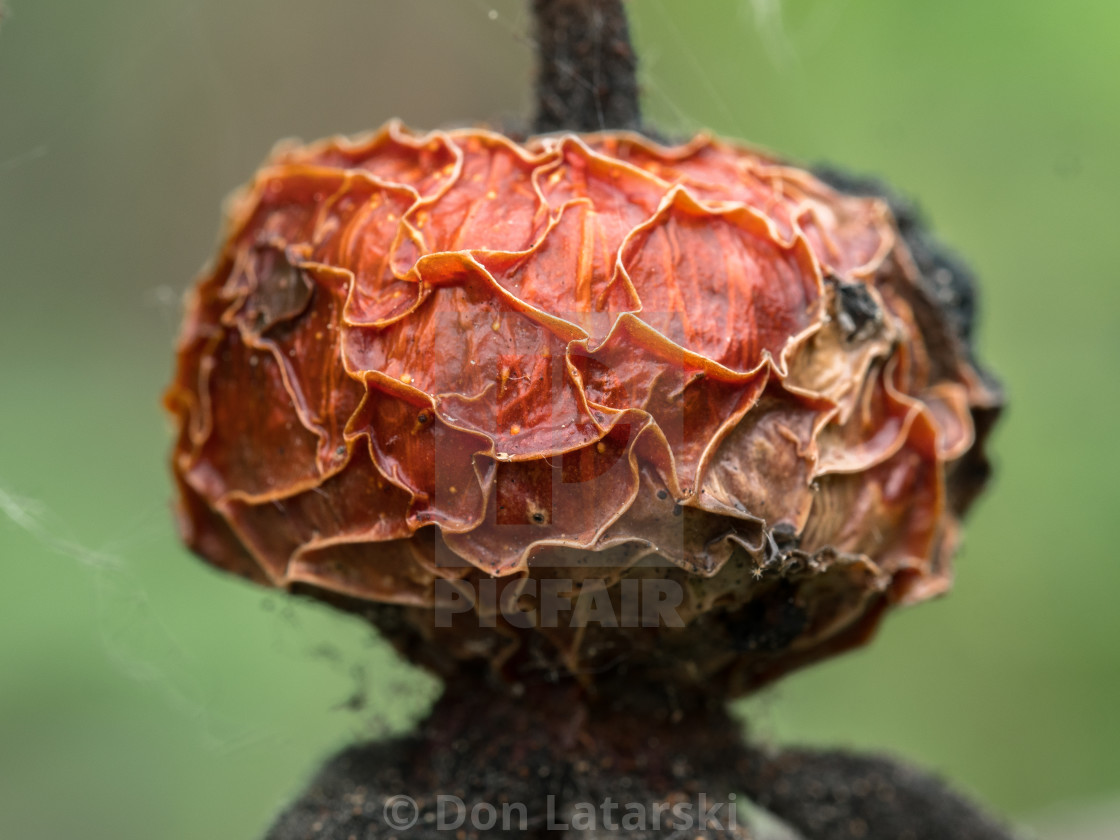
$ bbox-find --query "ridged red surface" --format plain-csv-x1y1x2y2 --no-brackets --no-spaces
166,122,1000,693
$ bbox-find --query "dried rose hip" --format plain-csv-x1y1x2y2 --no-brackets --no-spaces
166,122,1001,694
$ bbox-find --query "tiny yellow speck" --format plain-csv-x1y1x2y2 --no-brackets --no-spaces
449,486,458,494
491,319,501,331
486,189,497,200
400,373,412,384
511,424,521,436
596,441,607,454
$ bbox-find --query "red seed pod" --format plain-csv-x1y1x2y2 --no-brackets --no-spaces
166,122,1000,694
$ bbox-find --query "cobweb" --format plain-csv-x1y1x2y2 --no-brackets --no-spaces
1,482,261,754
465,0,813,136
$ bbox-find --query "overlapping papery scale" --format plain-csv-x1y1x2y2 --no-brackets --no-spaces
166,122,1000,692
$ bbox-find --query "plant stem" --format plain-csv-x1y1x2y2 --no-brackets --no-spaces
265,674,1020,839
531,0,641,134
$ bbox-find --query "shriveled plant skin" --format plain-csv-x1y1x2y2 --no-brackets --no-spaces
166,122,1001,694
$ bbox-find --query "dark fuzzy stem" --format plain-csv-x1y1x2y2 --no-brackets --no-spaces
532,0,641,134
265,675,1019,840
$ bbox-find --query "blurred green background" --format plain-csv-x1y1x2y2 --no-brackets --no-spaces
2,1,1118,838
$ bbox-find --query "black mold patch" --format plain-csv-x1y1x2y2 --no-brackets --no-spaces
828,276,883,342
